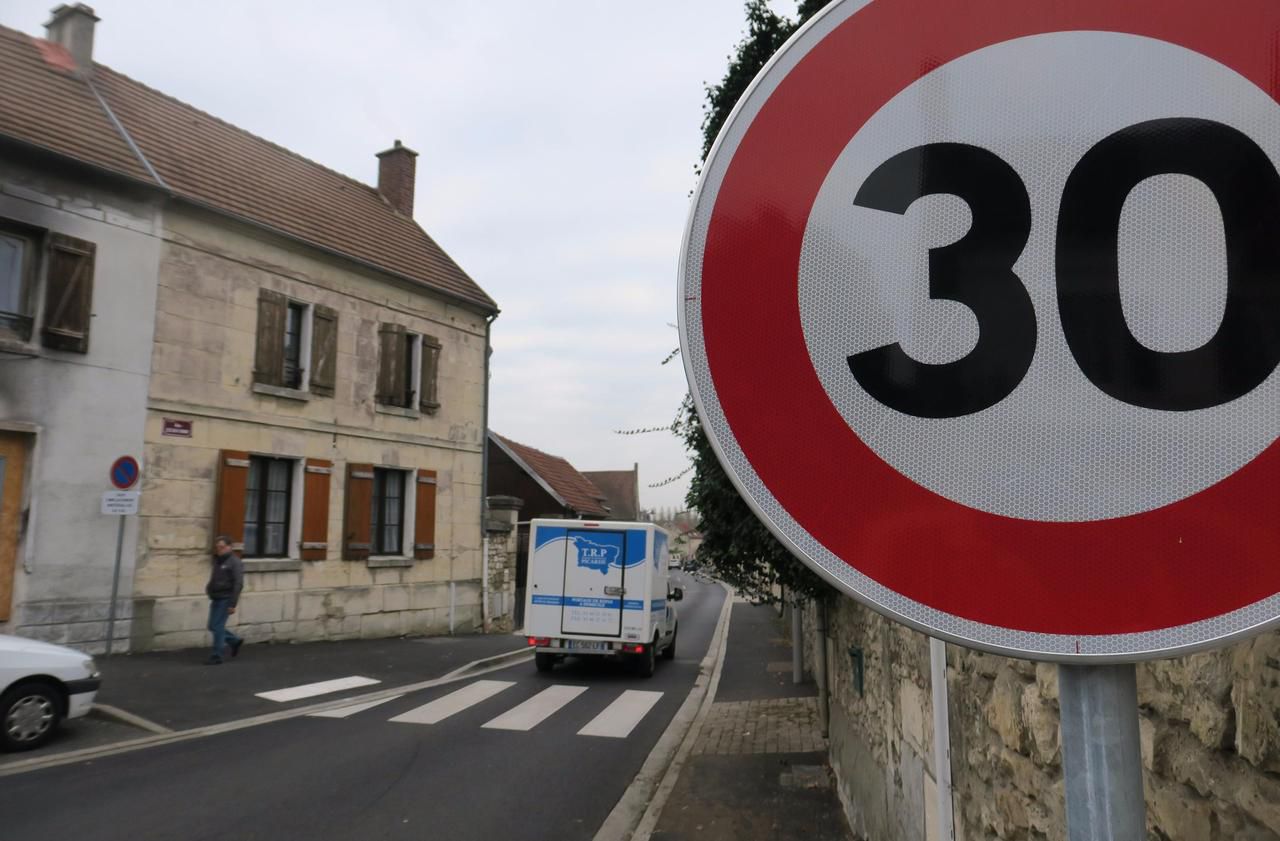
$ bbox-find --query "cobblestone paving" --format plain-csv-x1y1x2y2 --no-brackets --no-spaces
692,696,827,755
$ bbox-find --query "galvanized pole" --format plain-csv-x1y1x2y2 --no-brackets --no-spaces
1057,663,1145,841
104,514,125,656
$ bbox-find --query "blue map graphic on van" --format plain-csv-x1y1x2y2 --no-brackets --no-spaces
574,536,620,575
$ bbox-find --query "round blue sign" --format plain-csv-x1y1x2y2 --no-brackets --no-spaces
110,455,140,490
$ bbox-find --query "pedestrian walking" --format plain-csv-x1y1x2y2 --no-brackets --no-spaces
206,535,244,665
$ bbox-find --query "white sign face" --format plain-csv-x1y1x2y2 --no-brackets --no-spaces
101,491,139,516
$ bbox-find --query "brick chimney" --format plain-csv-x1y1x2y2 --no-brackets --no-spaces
376,140,418,217
45,3,99,73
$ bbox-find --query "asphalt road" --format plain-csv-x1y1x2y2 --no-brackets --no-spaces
0,572,725,841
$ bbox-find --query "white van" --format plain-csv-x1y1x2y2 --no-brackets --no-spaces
522,519,681,677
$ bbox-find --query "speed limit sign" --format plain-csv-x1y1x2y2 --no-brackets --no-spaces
679,0,1280,660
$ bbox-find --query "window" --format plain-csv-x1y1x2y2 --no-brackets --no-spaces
342,464,435,561
378,324,441,414
0,230,33,337
244,456,292,557
254,291,338,395
0,222,95,350
371,468,405,555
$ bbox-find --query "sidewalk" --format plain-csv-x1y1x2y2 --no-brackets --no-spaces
650,600,852,841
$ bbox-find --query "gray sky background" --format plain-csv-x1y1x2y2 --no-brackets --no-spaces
8,1,801,513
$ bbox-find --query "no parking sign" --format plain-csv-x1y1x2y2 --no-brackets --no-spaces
680,0,1280,660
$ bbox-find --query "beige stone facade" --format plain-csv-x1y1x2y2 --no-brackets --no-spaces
806,598,1280,841
132,205,490,649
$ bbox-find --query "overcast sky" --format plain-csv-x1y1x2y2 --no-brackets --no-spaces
8,0,802,512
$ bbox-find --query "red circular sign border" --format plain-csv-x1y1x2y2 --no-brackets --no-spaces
110,455,140,490
698,0,1280,637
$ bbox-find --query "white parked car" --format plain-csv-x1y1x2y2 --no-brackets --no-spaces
0,634,101,752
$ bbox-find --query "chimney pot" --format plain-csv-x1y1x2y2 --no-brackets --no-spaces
45,3,99,73
376,140,419,217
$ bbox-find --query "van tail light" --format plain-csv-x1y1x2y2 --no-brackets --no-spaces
527,636,551,647
622,643,647,654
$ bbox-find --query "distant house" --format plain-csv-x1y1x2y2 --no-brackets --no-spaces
487,432,609,522
582,466,641,521
0,5,498,650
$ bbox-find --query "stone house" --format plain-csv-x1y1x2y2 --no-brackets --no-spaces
0,5,499,651
582,465,641,521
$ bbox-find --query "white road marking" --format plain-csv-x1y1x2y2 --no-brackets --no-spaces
577,690,664,739
390,680,516,725
308,695,404,719
255,676,381,703
481,685,588,731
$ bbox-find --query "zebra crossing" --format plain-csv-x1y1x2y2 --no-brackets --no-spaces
305,678,666,739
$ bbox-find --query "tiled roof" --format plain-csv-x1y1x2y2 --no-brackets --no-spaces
0,25,496,313
492,433,610,518
582,469,639,520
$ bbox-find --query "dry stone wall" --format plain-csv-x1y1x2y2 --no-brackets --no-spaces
806,597,1280,841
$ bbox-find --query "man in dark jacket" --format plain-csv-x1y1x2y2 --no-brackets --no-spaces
206,535,245,664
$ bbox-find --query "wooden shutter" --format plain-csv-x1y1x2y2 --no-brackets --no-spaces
309,304,338,397
214,450,251,553
414,469,437,560
376,323,406,406
253,289,288,386
41,234,95,353
420,335,441,414
300,458,332,560
343,462,374,560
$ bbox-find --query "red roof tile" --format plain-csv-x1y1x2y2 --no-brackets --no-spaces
493,433,610,518
0,25,496,313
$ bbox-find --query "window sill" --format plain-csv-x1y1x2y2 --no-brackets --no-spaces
0,336,38,358
243,558,303,573
375,404,420,420
252,382,311,402
367,557,414,569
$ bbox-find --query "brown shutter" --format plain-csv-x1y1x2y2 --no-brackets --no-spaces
41,234,95,353
376,323,406,406
343,462,374,560
300,458,332,561
414,469,437,560
420,335,441,414
253,289,288,386
309,305,338,397
214,450,251,553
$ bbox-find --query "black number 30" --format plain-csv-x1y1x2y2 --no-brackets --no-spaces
847,118,1280,418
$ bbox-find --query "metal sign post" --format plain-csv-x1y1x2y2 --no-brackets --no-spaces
104,456,141,655
677,1,1280,837
1059,664,1145,840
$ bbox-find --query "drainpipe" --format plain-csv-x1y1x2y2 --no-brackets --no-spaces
930,638,956,840
480,312,496,632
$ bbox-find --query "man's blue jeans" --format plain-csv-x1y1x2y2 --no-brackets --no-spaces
208,598,242,659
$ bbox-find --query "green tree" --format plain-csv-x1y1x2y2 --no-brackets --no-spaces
682,0,831,604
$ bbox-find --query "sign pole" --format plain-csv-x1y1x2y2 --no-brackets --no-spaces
104,513,126,656
1057,663,1145,841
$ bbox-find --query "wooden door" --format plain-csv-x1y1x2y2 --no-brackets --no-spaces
0,432,28,621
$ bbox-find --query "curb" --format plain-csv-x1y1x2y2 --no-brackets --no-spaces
89,703,172,735
0,643,531,778
443,645,531,679
592,581,735,841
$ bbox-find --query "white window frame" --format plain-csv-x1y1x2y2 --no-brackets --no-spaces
368,465,416,559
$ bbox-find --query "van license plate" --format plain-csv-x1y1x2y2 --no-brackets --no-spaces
567,641,609,652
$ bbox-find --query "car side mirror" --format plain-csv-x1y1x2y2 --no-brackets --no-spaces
669,587,684,602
